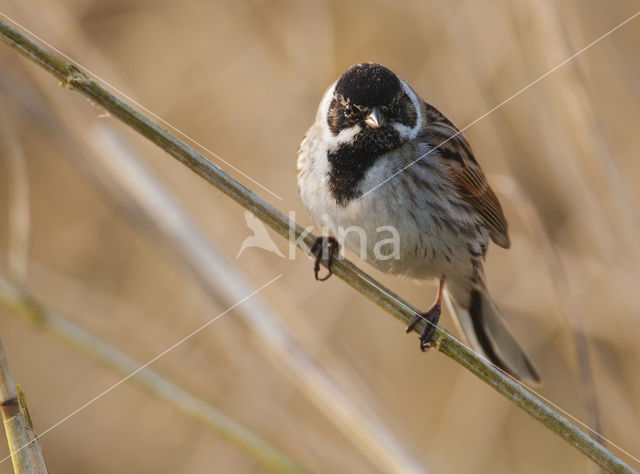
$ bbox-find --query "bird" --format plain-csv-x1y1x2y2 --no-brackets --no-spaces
236,210,285,259
297,62,540,384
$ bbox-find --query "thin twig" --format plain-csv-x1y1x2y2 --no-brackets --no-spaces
0,19,637,473
0,279,306,474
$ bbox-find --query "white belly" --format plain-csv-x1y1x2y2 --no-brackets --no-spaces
297,134,485,281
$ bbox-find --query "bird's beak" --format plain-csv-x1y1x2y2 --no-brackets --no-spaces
365,107,384,128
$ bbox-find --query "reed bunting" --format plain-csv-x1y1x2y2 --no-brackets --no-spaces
297,63,540,384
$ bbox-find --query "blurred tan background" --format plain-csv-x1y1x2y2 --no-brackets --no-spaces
1,0,640,472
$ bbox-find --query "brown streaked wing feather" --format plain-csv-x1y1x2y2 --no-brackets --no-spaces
454,166,510,248
422,101,510,248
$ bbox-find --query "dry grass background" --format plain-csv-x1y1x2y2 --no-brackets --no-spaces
1,0,640,472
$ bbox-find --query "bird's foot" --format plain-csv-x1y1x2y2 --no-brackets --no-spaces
406,275,446,351
311,236,340,281
406,303,442,351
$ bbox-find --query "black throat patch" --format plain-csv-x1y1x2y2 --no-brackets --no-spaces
327,128,405,206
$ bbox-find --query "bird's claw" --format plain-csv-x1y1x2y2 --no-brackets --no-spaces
311,236,340,281
406,275,445,351
406,302,441,351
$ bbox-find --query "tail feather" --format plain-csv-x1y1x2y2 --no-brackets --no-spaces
444,279,541,385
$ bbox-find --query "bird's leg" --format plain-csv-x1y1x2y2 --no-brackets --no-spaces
406,275,446,351
310,236,340,281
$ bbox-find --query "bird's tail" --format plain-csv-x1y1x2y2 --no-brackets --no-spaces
444,278,541,385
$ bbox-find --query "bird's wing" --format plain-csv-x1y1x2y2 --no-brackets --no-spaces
421,101,510,248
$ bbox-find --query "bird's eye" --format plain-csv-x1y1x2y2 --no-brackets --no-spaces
344,104,353,117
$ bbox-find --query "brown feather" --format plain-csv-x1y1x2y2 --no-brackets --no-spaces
422,101,510,248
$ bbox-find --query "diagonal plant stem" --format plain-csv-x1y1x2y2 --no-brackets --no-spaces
0,18,637,473
87,126,427,474
1,59,429,472
0,278,306,474
493,174,604,444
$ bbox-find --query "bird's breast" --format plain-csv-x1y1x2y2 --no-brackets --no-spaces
298,131,486,280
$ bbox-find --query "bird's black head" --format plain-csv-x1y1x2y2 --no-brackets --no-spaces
324,64,420,205
335,63,401,108
327,63,418,136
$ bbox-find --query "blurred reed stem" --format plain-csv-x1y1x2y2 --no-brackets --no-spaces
0,279,306,474
0,98,30,289
0,18,636,474
0,338,48,474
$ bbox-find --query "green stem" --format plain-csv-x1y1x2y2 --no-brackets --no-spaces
0,18,636,474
